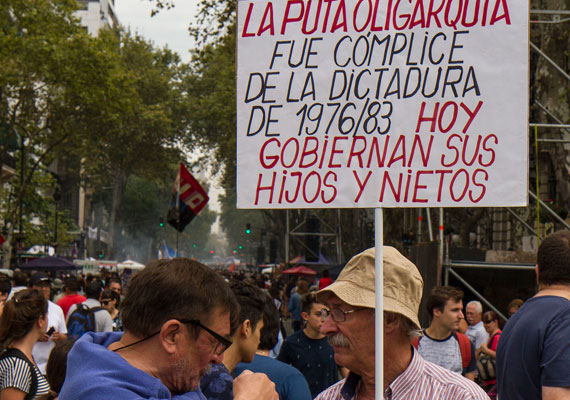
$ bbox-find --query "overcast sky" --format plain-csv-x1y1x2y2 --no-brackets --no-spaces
114,0,198,62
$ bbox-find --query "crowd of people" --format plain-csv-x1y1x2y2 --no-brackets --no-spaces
0,230,569,399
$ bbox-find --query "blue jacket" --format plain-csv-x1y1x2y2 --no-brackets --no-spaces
59,332,206,400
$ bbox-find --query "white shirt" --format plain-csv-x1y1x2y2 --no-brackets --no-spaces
32,300,67,374
466,321,489,349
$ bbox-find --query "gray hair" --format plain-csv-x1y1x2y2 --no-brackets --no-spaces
386,311,422,340
466,300,482,313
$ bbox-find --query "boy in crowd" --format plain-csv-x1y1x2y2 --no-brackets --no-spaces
414,286,477,381
200,282,266,400
278,292,340,397
235,293,312,400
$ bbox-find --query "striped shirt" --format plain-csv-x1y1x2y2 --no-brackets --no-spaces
314,349,489,400
0,356,50,399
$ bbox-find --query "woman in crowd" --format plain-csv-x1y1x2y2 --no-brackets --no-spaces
479,310,502,399
100,289,122,332
0,289,50,399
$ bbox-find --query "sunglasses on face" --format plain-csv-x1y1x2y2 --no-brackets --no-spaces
101,300,111,306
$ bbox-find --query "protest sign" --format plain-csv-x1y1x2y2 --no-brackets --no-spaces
236,0,528,209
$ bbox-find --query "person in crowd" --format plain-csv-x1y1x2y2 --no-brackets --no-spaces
100,289,122,332
7,270,28,300
478,311,501,399
315,247,488,400
51,279,64,304
107,278,122,297
0,275,12,302
318,269,333,290
30,272,67,375
497,230,570,399
268,283,286,357
506,298,523,317
278,292,339,397
288,279,308,332
0,289,51,398
414,286,477,381
200,282,266,400
0,276,11,317
56,277,86,318
58,258,278,400
44,339,75,400
235,293,312,400
465,300,489,353
66,281,113,334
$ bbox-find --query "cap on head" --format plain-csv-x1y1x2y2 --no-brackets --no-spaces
30,272,51,286
51,278,63,289
317,246,424,330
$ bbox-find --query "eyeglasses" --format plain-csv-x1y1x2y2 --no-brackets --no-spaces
101,300,111,306
179,319,232,355
321,307,366,323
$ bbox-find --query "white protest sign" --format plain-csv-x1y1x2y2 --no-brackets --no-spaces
236,0,528,209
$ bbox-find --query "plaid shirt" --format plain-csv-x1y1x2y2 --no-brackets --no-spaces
314,349,489,400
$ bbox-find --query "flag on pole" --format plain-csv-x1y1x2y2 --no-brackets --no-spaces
167,163,209,232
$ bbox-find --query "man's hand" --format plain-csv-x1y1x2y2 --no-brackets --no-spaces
51,332,67,343
37,332,50,342
233,370,278,400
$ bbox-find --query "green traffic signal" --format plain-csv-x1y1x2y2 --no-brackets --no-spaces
245,223,251,234
159,217,164,227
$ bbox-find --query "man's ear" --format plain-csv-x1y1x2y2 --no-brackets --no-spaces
159,319,184,355
433,307,442,319
241,319,252,337
301,311,309,321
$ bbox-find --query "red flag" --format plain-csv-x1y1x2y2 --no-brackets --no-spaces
167,163,209,232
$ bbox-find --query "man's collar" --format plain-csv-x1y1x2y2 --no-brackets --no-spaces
385,347,424,398
340,372,362,400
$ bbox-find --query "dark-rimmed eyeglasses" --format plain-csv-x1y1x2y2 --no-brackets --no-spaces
179,319,232,355
321,307,366,323
112,318,233,354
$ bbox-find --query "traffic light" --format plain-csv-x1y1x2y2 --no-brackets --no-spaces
238,244,243,249
98,251,103,259
159,217,164,227
245,223,251,234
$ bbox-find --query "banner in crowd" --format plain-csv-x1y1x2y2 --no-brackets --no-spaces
167,163,209,232
236,0,529,209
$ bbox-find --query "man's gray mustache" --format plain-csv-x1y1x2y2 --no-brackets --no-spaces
328,333,349,347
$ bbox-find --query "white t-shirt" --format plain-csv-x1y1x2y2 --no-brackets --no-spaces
417,332,463,374
32,301,67,374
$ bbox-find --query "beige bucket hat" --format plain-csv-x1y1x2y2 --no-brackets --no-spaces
317,246,424,330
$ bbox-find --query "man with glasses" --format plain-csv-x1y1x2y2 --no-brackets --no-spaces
277,292,340,397
58,258,278,400
314,247,488,400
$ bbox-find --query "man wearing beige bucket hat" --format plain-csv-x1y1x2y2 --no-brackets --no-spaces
314,247,488,400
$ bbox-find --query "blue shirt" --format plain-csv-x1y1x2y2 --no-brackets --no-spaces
277,330,339,397
59,332,205,400
288,292,302,322
235,354,311,400
497,296,570,399
200,363,233,400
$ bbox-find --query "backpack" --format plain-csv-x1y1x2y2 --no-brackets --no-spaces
477,332,500,381
412,331,472,370
0,348,37,400
66,303,104,339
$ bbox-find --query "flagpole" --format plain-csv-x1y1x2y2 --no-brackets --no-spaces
176,164,180,255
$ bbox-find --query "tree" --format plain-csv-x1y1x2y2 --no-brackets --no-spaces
76,28,191,259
